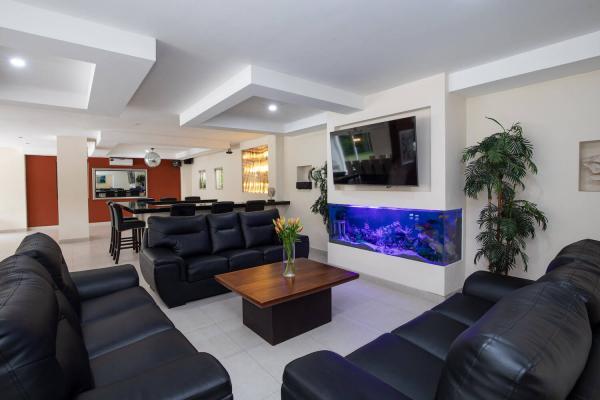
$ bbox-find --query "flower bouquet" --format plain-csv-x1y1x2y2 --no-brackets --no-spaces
273,217,303,277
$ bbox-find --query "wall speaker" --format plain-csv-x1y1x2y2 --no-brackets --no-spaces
184,158,194,164
172,160,182,167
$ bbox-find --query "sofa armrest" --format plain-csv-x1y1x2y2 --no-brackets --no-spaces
71,264,139,301
76,353,232,400
282,351,407,400
295,234,310,259
463,270,533,303
139,247,187,307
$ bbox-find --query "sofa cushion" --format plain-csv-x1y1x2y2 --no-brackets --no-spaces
80,286,155,324
83,303,174,358
15,232,81,314
239,209,280,248
431,293,494,326
147,215,211,257
347,333,445,400
392,311,468,360
539,259,600,324
0,255,92,399
547,239,600,272
186,254,230,281
569,326,600,399
207,212,245,253
217,248,264,271
90,328,197,387
254,244,284,264
437,282,592,400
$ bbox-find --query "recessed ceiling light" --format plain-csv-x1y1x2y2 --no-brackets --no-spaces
268,104,278,112
9,57,26,68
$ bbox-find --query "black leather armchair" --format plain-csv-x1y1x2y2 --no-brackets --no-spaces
2,232,232,400
282,239,600,400
140,209,310,307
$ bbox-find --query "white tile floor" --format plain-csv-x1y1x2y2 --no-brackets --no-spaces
0,223,444,400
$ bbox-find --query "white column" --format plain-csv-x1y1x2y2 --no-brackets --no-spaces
0,148,27,231
57,136,89,241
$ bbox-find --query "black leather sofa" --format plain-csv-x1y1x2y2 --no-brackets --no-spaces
140,209,310,308
0,233,232,400
283,239,600,400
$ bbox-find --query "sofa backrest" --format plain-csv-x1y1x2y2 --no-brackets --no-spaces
437,281,591,400
0,255,93,399
147,215,212,257
239,209,280,248
15,232,81,315
207,212,245,253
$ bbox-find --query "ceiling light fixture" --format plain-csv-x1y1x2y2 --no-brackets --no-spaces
226,148,233,154
9,57,26,68
267,104,278,112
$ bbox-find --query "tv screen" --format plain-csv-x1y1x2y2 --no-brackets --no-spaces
330,116,418,186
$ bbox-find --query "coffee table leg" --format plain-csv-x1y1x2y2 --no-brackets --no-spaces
242,288,332,345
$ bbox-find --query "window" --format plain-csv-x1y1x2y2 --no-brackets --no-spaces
242,145,269,193
199,170,207,189
214,167,224,190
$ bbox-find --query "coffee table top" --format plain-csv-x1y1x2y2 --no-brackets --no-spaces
215,258,359,308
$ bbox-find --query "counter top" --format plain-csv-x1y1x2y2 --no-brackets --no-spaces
114,200,291,214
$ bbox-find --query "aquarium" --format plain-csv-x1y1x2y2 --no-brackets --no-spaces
329,204,462,266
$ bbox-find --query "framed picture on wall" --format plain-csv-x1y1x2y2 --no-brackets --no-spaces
215,167,224,190
579,140,600,192
199,170,207,189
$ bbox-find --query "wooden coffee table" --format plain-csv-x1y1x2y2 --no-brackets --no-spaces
215,258,359,345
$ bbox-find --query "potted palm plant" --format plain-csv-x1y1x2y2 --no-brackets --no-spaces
463,117,548,275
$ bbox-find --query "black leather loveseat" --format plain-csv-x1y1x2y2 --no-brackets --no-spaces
140,209,310,308
283,239,600,400
0,233,232,400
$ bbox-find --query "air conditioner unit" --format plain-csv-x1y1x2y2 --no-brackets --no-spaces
109,158,134,166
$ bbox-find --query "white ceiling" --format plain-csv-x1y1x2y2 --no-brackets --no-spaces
2,0,600,156
210,97,321,125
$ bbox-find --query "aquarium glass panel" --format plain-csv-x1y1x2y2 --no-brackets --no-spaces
328,204,462,266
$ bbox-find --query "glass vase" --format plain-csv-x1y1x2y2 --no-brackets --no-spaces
282,242,296,278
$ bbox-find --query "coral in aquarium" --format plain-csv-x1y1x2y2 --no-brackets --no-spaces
329,204,461,266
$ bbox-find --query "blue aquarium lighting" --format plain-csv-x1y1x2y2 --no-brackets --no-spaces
328,204,462,266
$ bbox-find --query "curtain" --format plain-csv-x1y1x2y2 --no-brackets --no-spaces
242,145,269,193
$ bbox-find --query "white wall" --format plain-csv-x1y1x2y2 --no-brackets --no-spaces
187,135,281,202
0,148,27,231
465,69,600,280
57,136,89,241
327,74,466,296
281,128,329,251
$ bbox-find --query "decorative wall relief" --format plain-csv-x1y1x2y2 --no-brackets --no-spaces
579,140,600,192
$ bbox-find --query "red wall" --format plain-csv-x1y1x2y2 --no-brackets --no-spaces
88,157,181,223
25,155,59,227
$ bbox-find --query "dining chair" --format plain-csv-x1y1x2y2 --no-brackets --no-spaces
211,201,235,214
160,197,177,202
184,196,201,202
170,203,197,216
245,200,266,212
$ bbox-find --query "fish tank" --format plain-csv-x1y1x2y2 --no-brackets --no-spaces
328,204,462,266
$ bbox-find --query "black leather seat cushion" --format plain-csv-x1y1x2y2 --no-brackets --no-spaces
239,209,279,248
431,293,493,326
254,244,284,264
80,286,155,324
347,333,444,400
547,239,600,272
438,282,592,400
207,212,245,253
218,248,264,271
90,328,197,387
392,310,468,360
83,303,174,358
147,215,212,257
15,232,81,314
569,326,600,399
186,254,230,281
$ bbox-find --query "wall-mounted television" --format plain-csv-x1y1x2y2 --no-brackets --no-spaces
330,116,418,186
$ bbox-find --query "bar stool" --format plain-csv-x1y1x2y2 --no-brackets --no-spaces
107,201,138,255
245,200,266,212
184,196,201,202
211,201,235,214
160,197,177,202
170,203,196,216
110,203,146,263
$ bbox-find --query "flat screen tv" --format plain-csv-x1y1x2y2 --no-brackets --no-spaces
330,116,418,186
